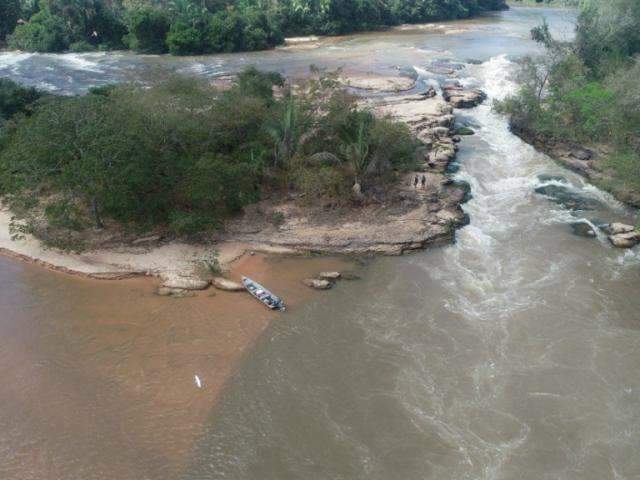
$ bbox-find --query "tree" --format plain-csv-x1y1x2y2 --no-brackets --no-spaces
124,6,170,53
0,0,20,43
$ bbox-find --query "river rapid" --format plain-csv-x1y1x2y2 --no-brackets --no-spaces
1,6,639,480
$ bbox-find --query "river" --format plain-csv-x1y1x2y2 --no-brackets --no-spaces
1,6,639,480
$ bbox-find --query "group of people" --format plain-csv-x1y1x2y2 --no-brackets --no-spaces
413,175,427,189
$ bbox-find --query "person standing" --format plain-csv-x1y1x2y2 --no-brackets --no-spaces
421,175,426,189
414,175,419,188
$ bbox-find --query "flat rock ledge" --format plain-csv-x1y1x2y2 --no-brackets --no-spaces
160,274,210,290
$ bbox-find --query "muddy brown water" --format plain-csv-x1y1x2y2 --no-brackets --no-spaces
1,6,640,480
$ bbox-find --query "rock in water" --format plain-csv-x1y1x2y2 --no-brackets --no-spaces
319,271,341,280
570,221,596,238
212,277,244,291
442,85,487,108
303,278,332,290
340,271,361,281
455,126,475,136
608,231,640,248
608,223,636,235
534,184,602,211
537,174,567,184
156,287,195,298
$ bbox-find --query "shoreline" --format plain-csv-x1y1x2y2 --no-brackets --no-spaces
511,126,640,209
0,75,483,288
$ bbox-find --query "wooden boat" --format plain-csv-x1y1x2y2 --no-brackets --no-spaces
241,276,286,311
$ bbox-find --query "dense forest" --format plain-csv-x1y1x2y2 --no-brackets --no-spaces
0,70,418,248
497,0,640,197
0,0,507,55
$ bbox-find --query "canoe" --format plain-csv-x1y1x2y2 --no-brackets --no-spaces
241,276,286,311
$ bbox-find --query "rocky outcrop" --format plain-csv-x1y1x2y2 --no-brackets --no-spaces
223,89,470,256
511,127,640,208
442,82,487,108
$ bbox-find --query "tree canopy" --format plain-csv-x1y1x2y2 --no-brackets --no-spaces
2,0,507,54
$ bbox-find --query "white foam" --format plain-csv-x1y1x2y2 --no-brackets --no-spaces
0,52,34,73
45,53,104,73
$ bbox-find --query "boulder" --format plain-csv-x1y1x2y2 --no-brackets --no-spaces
303,278,332,290
608,223,635,235
319,271,341,280
570,221,596,238
570,147,593,161
442,86,487,108
608,231,640,249
212,277,244,291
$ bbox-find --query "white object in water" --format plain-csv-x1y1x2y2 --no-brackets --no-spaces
194,375,202,388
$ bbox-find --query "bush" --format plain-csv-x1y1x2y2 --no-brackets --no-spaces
0,78,42,120
124,7,170,54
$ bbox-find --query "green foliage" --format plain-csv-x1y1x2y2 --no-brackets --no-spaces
124,7,170,53
0,0,20,43
8,11,67,52
0,78,42,120
0,68,421,240
202,249,222,275
498,0,640,200
7,0,507,54
8,0,126,52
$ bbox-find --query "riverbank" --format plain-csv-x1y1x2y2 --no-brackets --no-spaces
512,126,640,208
0,75,479,290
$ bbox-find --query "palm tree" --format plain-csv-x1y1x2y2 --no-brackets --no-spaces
339,112,373,185
267,93,298,168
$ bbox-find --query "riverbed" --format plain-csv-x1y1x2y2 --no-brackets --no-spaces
1,6,639,480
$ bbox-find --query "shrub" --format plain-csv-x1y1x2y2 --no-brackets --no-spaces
0,78,42,120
